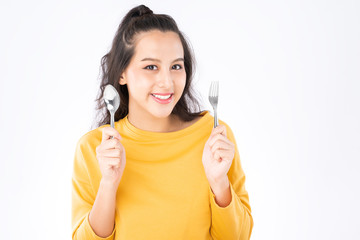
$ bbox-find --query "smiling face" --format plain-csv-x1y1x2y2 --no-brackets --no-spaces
120,30,186,123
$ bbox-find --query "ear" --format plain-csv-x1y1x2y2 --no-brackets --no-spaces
119,75,127,85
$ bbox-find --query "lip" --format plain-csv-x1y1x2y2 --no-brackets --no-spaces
151,93,174,104
151,93,173,96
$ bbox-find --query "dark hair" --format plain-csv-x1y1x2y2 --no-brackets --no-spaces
92,5,203,129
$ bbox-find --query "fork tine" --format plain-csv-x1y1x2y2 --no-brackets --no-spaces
209,81,218,97
208,81,219,128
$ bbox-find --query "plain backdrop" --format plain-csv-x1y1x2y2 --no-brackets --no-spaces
1,0,359,239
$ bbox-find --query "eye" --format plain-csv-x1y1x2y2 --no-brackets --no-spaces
172,64,182,70
144,65,158,70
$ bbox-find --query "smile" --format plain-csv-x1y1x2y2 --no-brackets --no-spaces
151,94,172,99
151,93,174,104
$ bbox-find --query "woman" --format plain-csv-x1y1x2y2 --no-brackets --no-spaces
72,4,253,240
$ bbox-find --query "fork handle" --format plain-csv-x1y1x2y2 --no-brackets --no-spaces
214,109,218,128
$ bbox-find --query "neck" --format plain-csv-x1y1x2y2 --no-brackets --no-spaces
127,111,182,133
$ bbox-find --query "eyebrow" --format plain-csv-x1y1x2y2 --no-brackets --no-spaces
141,57,184,63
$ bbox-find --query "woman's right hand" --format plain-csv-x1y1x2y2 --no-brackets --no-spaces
96,127,126,189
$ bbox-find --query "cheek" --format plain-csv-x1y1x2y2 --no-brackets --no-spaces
126,70,152,93
177,73,186,92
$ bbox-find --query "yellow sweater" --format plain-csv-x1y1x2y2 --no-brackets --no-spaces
72,111,253,240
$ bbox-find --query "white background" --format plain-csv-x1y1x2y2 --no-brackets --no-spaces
1,0,359,239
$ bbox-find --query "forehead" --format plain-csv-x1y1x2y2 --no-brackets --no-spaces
132,30,184,60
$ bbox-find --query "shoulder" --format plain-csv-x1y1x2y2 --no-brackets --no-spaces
75,125,106,152
73,126,107,185
198,110,238,141
182,114,205,128
192,110,236,134
218,119,233,132
216,117,238,143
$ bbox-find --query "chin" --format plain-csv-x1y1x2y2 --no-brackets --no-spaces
147,96,180,119
150,108,174,119
147,102,178,118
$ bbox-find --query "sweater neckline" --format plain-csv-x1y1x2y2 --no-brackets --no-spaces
120,111,211,140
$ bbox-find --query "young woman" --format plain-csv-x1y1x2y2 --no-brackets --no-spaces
72,5,253,240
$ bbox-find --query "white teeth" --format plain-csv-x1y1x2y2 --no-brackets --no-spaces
152,94,171,100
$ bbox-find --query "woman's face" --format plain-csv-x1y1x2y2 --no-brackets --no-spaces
120,30,186,120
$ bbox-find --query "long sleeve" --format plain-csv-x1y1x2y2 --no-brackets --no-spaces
71,136,115,240
71,111,252,239
209,122,254,240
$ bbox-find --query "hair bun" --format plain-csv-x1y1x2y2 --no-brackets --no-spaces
131,5,153,18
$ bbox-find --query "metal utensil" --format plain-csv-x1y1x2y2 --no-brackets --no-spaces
103,84,120,129
208,81,219,128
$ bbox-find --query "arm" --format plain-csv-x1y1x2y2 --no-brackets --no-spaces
72,127,125,239
71,139,116,240
89,180,117,238
209,169,253,240
204,123,254,240
209,176,232,208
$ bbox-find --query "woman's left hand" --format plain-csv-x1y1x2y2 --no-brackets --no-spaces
202,125,235,187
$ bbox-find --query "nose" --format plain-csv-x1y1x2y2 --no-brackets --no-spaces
156,69,173,89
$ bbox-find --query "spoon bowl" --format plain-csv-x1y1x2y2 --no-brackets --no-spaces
103,84,120,128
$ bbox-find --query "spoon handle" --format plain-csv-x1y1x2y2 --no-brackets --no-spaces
110,112,115,129
109,112,115,139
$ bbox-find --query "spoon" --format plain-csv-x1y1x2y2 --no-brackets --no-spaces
103,84,120,129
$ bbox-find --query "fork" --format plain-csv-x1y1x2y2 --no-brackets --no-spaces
208,81,219,128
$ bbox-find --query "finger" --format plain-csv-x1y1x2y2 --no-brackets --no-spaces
96,139,122,156
213,151,222,162
99,148,123,158
208,134,233,149
211,125,227,137
101,157,122,168
210,140,233,155
208,125,227,143
102,127,122,142
214,149,233,162
102,138,122,150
